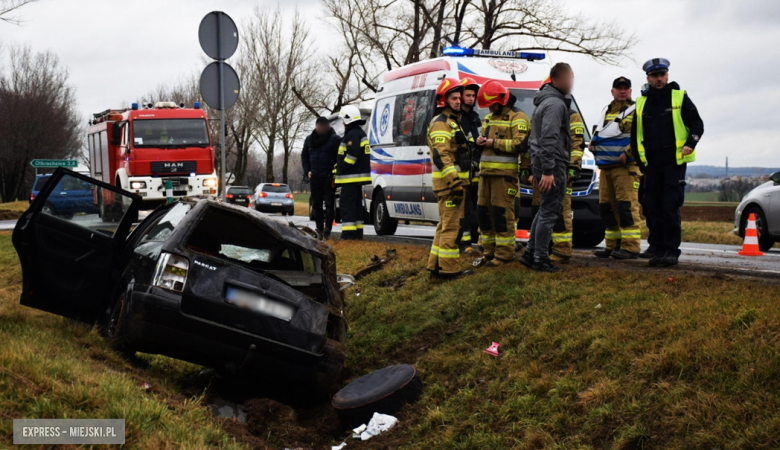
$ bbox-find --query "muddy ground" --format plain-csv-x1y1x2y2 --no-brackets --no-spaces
680,205,735,222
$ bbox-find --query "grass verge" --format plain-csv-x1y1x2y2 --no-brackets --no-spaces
3,234,780,449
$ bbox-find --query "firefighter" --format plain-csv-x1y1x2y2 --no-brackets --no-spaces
473,80,529,267
427,78,474,281
590,76,642,259
458,77,482,255
335,105,371,240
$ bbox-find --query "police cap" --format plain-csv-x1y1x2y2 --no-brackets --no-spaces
643,58,670,74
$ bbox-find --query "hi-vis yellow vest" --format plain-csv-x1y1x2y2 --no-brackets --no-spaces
635,89,694,166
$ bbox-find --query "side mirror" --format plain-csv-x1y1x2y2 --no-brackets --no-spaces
771,172,780,185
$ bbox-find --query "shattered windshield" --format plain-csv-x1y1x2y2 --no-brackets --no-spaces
133,119,210,148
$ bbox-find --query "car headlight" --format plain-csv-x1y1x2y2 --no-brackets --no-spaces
130,181,147,189
203,178,218,187
152,252,189,292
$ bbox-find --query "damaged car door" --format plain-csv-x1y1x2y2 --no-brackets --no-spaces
13,168,141,323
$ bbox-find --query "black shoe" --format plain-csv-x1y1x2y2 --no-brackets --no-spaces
532,257,561,273
519,252,534,268
593,249,613,258
660,254,679,266
436,270,474,281
648,254,664,267
639,249,658,259
611,249,639,260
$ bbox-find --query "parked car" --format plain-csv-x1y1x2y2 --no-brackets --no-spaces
255,183,295,215
733,171,780,251
29,173,99,219
13,168,348,390
222,185,253,207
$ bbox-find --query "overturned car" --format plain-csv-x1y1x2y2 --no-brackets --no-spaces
13,169,347,389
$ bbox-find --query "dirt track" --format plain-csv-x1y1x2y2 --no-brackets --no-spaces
680,205,735,222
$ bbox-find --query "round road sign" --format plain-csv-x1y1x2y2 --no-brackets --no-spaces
198,11,239,60
199,61,240,110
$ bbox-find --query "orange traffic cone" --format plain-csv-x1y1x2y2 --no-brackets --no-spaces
738,213,764,256
515,229,530,239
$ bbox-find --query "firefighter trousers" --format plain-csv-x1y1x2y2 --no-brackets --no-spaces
598,164,642,253
477,175,518,262
428,190,466,274
339,183,364,240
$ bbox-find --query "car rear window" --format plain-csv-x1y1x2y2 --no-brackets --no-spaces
262,184,290,193
33,176,51,191
138,203,191,243
229,187,252,195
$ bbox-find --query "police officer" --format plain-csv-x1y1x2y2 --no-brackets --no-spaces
335,105,371,240
632,58,704,266
427,78,473,280
591,76,642,259
473,80,529,267
458,77,482,254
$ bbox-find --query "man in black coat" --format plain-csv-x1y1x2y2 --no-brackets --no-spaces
302,117,341,239
631,58,704,266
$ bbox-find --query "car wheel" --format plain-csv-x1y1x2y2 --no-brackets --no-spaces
104,291,136,357
42,203,56,216
573,229,606,248
744,206,774,251
373,192,398,236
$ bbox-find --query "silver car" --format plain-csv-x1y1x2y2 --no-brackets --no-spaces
254,183,295,216
733,171,780,251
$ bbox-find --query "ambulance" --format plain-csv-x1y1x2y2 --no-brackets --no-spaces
363,46,605,247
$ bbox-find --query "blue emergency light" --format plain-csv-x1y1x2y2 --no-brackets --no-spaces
131,102,139,110
194,102,201,109
441,46,546,61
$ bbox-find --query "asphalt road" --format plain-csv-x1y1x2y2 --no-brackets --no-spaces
2,214,778,275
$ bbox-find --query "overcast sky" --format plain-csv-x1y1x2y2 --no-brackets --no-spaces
1,0,778,168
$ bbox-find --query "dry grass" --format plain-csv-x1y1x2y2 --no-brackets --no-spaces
0,201,30,212
4,235,780,449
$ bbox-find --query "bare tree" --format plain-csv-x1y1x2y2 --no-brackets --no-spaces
0,0,37,25
244,6,318,184
719,177,764,202
322,0,636,70
0,45,81,202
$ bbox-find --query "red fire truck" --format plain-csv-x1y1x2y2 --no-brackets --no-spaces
87,101,218,211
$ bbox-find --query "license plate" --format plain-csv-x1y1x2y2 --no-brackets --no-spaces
236,198,246,202
271,202,282,206
225,287,294,321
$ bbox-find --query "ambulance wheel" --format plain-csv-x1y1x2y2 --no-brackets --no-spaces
373,192,397,236
744,206,774,251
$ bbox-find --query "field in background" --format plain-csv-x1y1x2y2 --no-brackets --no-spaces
3,235,780,448
684,192,721,203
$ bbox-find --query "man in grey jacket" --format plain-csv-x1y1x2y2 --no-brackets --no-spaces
520,63,574,273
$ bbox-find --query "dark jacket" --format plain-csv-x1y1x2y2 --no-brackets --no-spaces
335,124,371,185
302,128,341,178
530,83,572,175
630,81,704,167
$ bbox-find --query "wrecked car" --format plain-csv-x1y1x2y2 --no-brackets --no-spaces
13,168,347,389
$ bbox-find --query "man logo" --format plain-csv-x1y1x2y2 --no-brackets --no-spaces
379,103,390,136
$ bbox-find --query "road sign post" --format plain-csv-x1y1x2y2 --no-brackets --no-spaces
198,11,240,198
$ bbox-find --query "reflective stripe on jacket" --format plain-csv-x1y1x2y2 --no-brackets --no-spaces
635,90,693,166
335,126,371,184
591,101,636,168
428,108,471,193
479,106,529,177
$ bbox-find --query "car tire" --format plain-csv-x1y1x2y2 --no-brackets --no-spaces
744,206,774,251
573,229,606,249
42,202,56,216
104,291,136,357
373,192,398,236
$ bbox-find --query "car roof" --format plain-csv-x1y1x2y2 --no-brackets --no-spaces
227,185,250,189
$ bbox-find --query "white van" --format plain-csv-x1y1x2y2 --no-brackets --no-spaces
363,47,605,247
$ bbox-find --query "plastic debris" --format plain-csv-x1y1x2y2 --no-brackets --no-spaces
483,342,500,357
359,412,398,441
140,382,154,392
352,424,367,439
595,303,602,309
668,277,674,282
332,443,347,450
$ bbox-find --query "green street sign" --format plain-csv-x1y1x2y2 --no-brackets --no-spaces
30,159,78,168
